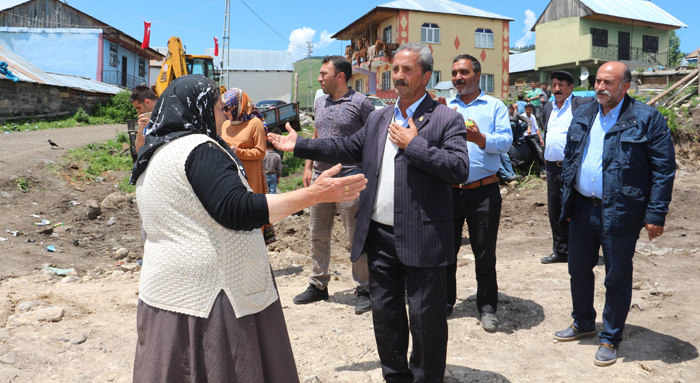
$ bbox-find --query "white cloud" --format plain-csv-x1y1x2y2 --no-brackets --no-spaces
515,9,537,48
314,30,336,50
288,27,316,61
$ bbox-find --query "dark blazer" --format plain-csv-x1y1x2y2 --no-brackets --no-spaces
295,94,470,268
541,95,595,134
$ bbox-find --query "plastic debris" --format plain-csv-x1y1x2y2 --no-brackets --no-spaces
34,219,51,226
25,238,35,243
53,222,64,228
47,245,56,252
41,267,74,276
68,201,81,206
136,259,143,266
0,237,7,241
6,229,22,236
31,214,41,218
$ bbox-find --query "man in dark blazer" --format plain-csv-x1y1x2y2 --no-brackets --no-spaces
269,43,469,383
540,71,594,264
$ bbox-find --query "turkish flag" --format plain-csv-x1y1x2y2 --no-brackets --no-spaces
141,21,151,49
214,36,219,56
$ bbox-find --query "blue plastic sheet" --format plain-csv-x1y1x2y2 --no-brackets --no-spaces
0,61,20,82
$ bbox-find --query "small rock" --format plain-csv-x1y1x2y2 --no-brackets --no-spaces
114,248,129,259
16,300,43,313
6,307,65,327
72,334,88,345
640,363,653,373
101,191,133,210
73,186,85,192
86,199,101,220
302,376,321,383
500,188,508,196
0,351,17,364
54,225,71,233
36,227,54,235
95,177,104,183
107,217,117,226
61,276,81,283
120,263,140,272
112,270,125,277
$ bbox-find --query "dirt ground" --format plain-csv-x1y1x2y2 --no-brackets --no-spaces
0,122,699,383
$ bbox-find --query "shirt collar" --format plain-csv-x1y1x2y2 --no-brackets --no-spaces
394,93,427,118
599,97,624,120
325,88,355,102
552,94,573,112
448,90,486,108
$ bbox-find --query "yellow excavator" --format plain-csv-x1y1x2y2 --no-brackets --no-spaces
153,36,225,97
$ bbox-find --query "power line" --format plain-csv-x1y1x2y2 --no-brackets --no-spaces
238,0,305,49
155,0,222,23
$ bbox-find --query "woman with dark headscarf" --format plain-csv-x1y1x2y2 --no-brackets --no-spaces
219,88,267,195
131,75,366,382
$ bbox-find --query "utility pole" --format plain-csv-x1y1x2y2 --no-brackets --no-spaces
221,0,231,88
306,41,313,110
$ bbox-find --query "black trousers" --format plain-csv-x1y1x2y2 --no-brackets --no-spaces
524,135,545,167
546,162,569,258
365,221,448,383
448,183,501,314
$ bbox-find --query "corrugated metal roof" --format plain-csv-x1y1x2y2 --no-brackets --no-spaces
0,45,121,94
378,0,513,21
579,0,686,28
0,0,31,11
204,48,293,71
434,80,453,90
509,50,536,73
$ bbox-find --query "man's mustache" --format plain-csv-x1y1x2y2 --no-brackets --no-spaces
453,79,466,86
394,80,408,86
554,91,563,95
596,89,611,96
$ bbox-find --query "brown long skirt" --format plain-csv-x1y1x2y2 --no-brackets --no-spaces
133,290,299,383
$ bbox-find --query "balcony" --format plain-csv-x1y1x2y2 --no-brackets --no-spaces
101,71,146,90
591,44,664,66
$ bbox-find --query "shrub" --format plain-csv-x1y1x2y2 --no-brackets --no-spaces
93,91,138,123
74,108,90,124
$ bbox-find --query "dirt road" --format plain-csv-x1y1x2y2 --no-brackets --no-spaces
0,125,699,383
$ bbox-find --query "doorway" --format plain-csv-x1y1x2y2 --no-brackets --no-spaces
121,56,128,87
618,32,630,61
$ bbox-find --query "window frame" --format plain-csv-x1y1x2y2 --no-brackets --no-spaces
421,23,440,44
479,74,494,93
427,71,441,90
383,25,392,44
642,35,659,53
381,71,391,90
109,44,118,68
474,28,495,49
138,57,146,78
591,28,608,47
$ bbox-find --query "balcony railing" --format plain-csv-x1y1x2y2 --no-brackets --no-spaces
591,44,663,66
102,71,146,90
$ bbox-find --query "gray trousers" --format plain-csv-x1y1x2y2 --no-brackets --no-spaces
309,173,370,292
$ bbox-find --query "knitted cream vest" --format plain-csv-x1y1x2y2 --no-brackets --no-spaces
135,134,277,318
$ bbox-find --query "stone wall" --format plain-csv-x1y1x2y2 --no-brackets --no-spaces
0,80,113,118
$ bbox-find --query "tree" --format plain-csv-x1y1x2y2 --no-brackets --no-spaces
668,30,683,67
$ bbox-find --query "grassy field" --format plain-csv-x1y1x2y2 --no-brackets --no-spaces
1,115,115,134
292,58,324,109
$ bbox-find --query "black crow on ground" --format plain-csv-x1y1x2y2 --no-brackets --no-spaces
48,139,59,148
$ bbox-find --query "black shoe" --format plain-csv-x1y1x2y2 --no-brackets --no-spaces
594,343,617,367
541,253,567,264
553,324,597,341
293,284,329,305
481,312,499,332
355,289,371,315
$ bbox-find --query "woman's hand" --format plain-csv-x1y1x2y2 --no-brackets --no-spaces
309,164,367,203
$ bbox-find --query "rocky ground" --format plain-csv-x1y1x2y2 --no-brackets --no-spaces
0,123,699,383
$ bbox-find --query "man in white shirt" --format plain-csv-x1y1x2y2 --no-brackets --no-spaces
540,71,594,264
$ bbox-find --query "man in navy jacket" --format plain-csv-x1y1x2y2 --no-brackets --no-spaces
554,61,675,367
269,43,469,382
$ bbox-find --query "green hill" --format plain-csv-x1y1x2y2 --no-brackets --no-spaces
292,58,324,109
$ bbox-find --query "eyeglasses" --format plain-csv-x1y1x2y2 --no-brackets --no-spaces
221,106,232,113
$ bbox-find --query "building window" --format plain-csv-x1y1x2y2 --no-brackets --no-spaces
381,71,391,90
138,58,146,78
421,23,440,44
480,74,494,93
355,78,363,93
475,29,494,49
643,35,659,53
591,28,608,47
427,71,441,89
383,26,392,44
109,44,118,67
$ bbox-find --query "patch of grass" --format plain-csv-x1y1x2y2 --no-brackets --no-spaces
118,175,135,193
1,115,115,133
282,152,306,177
64,131,133,181
278,175,304,193
15,176,30,191
292,58,324,109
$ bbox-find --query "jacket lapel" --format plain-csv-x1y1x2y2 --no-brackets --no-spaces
375,107,393,160
412,93,436,132
606,96,637,134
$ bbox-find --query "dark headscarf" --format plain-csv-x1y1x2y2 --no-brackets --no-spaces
130,75,242,184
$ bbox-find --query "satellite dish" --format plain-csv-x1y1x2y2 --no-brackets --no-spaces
580,71,590,81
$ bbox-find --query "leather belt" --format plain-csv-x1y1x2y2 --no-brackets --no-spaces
577,192,602,207
546,160,563,167
453,174,499,190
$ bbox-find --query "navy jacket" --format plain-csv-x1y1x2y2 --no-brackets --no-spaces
295,94,470,267
560,95,676,233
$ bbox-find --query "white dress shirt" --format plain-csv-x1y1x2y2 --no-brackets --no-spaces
544,94,574,162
